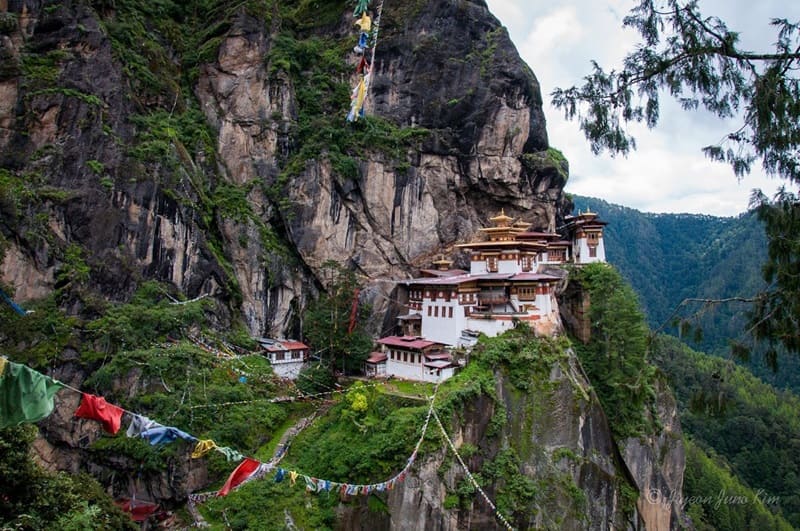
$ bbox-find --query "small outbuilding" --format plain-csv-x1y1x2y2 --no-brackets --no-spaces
257,338,310,379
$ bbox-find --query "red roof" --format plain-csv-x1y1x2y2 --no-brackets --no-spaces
260,339,308,352
377,336,443,350
366,352,388,363
424,360,453,369
424,352,452,361
281,341,309,350
509,273,561,281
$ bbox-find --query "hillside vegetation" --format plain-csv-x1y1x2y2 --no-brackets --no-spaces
572,195,800,392
652,335,800,527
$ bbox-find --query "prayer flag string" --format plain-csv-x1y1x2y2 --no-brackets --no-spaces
0,356,437,507
2,356,512,528
432,408,516,530
346,0,386,121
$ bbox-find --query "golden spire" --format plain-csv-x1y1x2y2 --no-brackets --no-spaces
432,254,453,270
489,209,513,227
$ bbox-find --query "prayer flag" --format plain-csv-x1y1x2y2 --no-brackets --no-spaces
126,414,161,437
74,393,124,434
0,361,64,429
192,439,217,459
218,457,261,496
140,426,197,446
215,446,245,462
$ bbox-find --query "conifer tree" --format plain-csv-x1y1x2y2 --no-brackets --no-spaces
553,0,800,357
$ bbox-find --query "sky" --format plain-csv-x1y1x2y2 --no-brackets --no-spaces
484,0,800,216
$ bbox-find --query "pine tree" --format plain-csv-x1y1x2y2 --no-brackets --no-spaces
553,0,800,356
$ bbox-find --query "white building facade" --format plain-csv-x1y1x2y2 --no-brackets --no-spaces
258,338,310,379
370,210,608,381
377,336,455,383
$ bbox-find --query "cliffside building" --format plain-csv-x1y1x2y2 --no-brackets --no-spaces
257,338,310,379
374,336,455,383
403,209,606,346
370,210,607,381
561,210,607,264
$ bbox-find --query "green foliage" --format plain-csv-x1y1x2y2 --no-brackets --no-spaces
0,295,80,368
302,261,373,374
56,243,92,290
0,425,136,530
555,3,800,366
481,448,539,521
573,195,800,392
28,87,104,106
571,263,658,438
85,342,284,452
202,473,337,530
748,189,800,359
683,439,794,531
266,31,429,201
19,49,70,85
128,107,215,168
471,327,568,392
346,382,368,413
0,168,73,226
286,391,429,483
86,159,105,175
553,1,800,183
90,434,169,474
653,335,800,526
297,362,337,394
0,11,17,35
84,281,210,353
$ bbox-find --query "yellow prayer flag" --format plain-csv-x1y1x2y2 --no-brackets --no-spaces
192,439,217,459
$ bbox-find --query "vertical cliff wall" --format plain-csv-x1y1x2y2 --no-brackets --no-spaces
0,2,689,529
0,0,570,337
313,335,688,531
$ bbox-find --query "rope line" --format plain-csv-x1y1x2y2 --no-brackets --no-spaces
365,0,385,100
432,409,515,531
189,382,439,507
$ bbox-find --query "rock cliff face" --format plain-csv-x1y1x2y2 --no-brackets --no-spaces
0,1,687,529
336,345,687,530
0,0,568,337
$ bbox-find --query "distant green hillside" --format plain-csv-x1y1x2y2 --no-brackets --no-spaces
653,335,800,528
571,195,800,392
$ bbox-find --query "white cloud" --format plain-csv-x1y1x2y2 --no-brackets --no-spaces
485,0,795,215
484,0,527,36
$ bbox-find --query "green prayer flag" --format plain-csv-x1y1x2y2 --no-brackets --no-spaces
215,445,245,462
0,361,65,428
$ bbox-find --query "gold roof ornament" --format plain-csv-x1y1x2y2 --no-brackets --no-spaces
489,209,513,227
432,255,453,270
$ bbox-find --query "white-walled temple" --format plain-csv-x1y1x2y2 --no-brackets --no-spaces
367,209,608,381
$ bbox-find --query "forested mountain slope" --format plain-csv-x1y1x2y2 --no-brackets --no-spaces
653,336,800,528
572,195,800,392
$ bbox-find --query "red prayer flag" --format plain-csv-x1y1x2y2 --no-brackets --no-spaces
347,288,360,334
74,393,124,434
218,457,261,496
115,498,159,522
